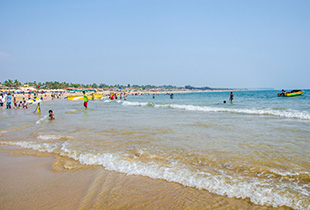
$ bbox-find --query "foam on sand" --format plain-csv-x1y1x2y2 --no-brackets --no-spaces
0,140,308,210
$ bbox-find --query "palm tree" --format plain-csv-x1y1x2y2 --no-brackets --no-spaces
14,79,21,88
4,79,13,87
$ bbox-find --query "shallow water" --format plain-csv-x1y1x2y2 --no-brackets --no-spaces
1,90,309,209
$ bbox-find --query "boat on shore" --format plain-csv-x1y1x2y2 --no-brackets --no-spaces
67,94,103,101
277,90,304,97
27,98,42,104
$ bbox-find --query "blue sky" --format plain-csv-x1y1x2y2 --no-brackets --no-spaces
0,0,309,89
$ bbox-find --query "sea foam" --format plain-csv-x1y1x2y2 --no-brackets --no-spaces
36,115,49,124
123,101,149,106
123,101,310,120
37,134,73,140
0,140,309,210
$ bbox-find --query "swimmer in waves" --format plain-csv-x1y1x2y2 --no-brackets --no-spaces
49,110,55,120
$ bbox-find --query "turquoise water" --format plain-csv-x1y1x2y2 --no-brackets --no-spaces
1,90,310,209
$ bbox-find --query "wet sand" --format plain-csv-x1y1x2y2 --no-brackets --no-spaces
0,146,292,210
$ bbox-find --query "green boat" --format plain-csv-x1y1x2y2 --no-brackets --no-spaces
278,90,304,97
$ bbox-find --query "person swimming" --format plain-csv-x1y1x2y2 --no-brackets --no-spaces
49,110,55,120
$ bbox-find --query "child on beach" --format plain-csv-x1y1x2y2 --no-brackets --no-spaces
14,97,17,108
48,110,55,120
23,100,28,109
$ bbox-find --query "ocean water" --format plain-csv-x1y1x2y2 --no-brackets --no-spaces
1,90,310,209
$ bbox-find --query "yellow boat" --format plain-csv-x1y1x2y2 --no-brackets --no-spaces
67,94,103,101
27,98,42,104
277,90,304,97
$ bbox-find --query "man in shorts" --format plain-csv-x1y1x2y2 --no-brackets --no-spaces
6,93,12,109
230,92,234,103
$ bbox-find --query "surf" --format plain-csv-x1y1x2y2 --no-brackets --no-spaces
0,140,309,210
122,101,310,120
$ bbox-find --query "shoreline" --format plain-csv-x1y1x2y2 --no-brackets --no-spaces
0,146,291,210
0,88,239,106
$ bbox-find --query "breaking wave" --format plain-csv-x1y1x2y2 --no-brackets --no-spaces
37,134,73,140
1,140,309,210
122,101,310,120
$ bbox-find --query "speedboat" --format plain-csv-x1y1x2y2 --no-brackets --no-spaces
277,90,304,97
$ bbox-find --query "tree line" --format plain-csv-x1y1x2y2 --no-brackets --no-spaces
1,79,184,90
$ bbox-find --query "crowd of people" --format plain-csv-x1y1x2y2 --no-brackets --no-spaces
2,91,235,122
0,91,58,121
0,91,65,111
0,92,29,109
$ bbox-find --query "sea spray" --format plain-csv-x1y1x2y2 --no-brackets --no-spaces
36,115,49,124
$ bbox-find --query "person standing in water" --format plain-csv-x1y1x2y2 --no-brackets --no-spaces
0,93,4,109
230,92,234,103
6,93,12,109
23,100,28,109
13,96,17,108
83,91,88,108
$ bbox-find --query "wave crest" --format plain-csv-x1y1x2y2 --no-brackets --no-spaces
122,101,310,120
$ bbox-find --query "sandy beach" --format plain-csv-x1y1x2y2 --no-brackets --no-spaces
0,145,291,210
